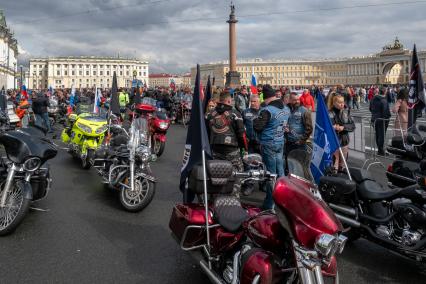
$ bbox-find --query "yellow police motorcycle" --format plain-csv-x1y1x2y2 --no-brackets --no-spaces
61,111,108,169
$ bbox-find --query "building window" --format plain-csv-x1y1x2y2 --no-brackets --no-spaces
79,79,82,82
86,71,89,76
106,65,110,68
72,79,75,82
93,65,97,68
93,71,96,76
87,79,89,82
100,65,104,68
100,71,103,76
72,64,75,68
56,64,60,68
86,65,90,68
143,72,146,76
79,64,83,68
139,72,142,76
64,71,68,76
64,64,68,68
120,71,123,76
126,71,129,76
39,71,42,76
79,71,82,75
120,65,123,69
72,71,75,75
57,71,60,76
107,71,110,76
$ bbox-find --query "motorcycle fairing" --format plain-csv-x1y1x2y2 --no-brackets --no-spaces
273,176,342,248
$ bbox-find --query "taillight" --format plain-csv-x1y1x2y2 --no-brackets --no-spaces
387,164,393,172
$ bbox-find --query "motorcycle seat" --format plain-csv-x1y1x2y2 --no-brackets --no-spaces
349,167,373,183
358,180,400,200
214,196,248,233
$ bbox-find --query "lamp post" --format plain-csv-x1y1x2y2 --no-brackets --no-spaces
20,65,23,87
33,71,36,91
13,62,16,89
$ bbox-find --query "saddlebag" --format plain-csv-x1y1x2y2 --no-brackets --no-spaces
169,204,213,249
319,176,356,204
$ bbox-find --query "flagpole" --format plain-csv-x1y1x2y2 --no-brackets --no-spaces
338,147,352,181
201,149,211,269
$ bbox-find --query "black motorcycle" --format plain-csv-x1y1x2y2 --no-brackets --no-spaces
92,117,156,212
288,149,426,263
0,126,57,235
386,125,426,187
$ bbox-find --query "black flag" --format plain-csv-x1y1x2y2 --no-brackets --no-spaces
203,75,212,113
408,44,426,128
110,72,121,116
179,64,212,203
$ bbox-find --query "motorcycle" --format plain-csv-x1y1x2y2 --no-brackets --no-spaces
92,116,156,212
0,123,57,235
135,98,170,157
386,125,426,187
169,155,346,283
61,110,108,169
48,96,60,128
287,147,426,263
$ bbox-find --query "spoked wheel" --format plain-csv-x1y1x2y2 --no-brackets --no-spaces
81,149,94,169
0,181,31,236
119,176,155,212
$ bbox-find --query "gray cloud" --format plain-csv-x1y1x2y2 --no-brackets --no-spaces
2,0,426,73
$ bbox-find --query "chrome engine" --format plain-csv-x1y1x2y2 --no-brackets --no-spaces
401,229,422,246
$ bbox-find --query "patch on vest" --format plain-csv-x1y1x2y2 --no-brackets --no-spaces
211,114,230,134
224,136,232,144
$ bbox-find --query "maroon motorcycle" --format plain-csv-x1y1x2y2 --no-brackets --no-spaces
169,155,347,283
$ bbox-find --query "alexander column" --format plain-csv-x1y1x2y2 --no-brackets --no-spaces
225,3,240,88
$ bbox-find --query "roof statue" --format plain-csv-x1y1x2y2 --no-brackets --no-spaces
383,37,404,51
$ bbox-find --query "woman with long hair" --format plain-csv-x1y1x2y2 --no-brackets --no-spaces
328,95,355,171
392,88,408,136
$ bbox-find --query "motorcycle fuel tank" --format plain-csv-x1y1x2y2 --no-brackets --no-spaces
273,176,342,248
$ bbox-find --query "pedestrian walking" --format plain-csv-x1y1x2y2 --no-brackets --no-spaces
328,94,355,171
370,87,391,156
32,92,51,132
254,85,290,210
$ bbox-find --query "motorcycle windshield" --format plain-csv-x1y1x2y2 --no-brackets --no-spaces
131,117,149,146
141,97,157,107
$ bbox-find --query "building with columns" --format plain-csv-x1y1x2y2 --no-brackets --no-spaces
0,10,18,89
29,56,149,89
192,39,425,88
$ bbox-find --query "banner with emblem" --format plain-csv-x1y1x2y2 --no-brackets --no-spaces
408,44,426,127
310,94,340,183
179,64,212,202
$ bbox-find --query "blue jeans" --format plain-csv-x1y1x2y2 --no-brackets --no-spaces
35,113,51,132
261,143,285,210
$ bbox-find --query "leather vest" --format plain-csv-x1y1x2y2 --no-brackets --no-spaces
259,105,289,145
242,108,258,142
208,110,238,147
287,106,307,142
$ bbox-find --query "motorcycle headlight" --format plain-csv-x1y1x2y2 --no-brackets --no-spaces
136,146,151,162
159,121,169,130
95,125,108,134
77,122,92,134
314,234,347,259
23,157,42,172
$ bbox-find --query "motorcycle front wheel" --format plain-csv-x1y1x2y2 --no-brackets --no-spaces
119,176,155,212
0,181,31,236
152,137,165,157
82,149,95,169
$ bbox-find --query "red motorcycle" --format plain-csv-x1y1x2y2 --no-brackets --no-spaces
130,98,170,157
169,155,347,284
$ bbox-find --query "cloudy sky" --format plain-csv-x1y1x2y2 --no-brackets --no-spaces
3,0,426,73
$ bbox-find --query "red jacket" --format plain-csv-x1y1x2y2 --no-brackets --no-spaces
300,92,315,112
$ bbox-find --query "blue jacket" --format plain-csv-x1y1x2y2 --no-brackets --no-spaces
242,108,259,143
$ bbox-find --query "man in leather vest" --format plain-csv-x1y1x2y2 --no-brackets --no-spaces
254,85,290,210
206,91,247,172
242,94,260,154
285,92,313,156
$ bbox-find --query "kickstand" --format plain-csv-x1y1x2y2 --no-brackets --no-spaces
30,207,50,212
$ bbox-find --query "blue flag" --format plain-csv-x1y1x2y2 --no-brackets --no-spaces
179,64,212,203
310,95,340,183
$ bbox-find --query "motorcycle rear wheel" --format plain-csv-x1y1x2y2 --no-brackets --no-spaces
119,176,155,212
0,181,31,236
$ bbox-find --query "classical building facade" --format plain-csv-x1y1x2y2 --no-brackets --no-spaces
29,56,149,89
0,10,18,89
191,39,426,88
149,73,192,88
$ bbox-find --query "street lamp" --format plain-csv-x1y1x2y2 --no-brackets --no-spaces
13,62,16,89
33,71,36,90
20,65,23,88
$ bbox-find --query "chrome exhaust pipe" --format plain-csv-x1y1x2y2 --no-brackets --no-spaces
199,260,223,284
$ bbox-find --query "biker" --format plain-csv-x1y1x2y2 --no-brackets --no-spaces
254,84,290,210
119,88,129,113
206,90,247,175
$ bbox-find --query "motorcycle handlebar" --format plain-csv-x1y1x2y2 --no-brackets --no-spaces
234,170,276,180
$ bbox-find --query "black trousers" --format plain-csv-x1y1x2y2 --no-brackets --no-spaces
374,119,389,153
